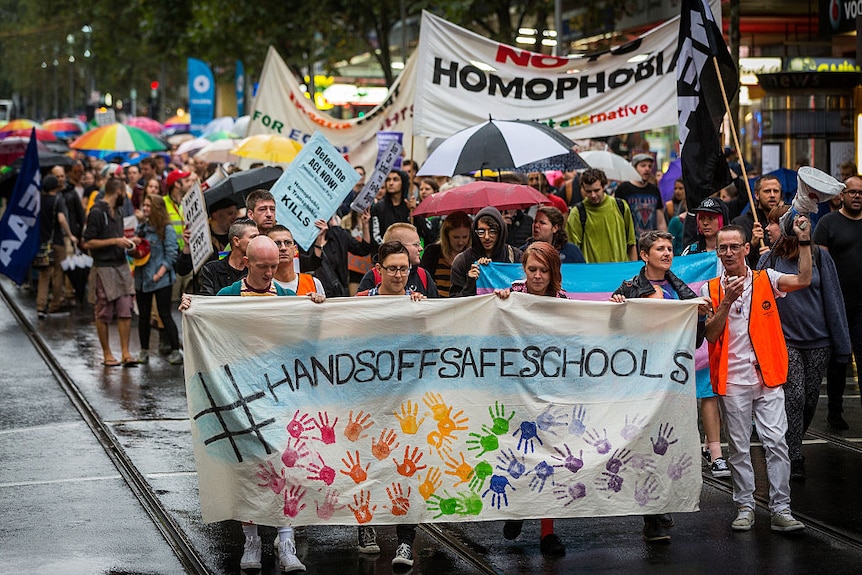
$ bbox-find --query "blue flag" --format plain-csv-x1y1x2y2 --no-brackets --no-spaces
0,131,41,285
236,60,245,117
188,57,215,136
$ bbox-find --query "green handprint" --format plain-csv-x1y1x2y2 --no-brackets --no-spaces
488,401,515,435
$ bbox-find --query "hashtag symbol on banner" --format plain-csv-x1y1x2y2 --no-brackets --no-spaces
192,364,276,463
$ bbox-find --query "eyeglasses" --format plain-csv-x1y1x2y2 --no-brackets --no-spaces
475,228,498,238
844,189,862,197
407,241,423,249
716,243,745,255
381,265,410,276
273,240,295,248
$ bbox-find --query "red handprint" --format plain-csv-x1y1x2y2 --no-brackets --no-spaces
316,488,346,520
313,411,338,444
283,484,307,518
305,453,336,485
344,410,374,442
286,410,314,440
371,428,400,461
387,482,412,516
393,445,427,478
348,490,376,524
281,436,310,468
339,450,370,484
256,461,286,494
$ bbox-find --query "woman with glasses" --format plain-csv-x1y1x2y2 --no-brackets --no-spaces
493,241,567,556
757,205,851,480
450,206,523,297
419,210,472,297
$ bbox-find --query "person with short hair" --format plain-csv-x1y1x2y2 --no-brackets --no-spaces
522,206,585,263
246,189,277,234
357,222,439,297
194,218,259,297
615,153,667,236
268,225,325,296
732,174,782,267
565,168,637,263
36,174,76,318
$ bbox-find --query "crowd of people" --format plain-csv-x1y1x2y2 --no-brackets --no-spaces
17,144,862,572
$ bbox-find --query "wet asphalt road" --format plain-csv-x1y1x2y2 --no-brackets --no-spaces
1,276,862,575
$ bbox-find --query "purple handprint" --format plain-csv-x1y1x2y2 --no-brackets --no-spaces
312,411,338,444
482,474,516,509
634,475,660,507
650,422,679,456
496,448,526,480
281,436,310,468
585,427,612,454
595,471,624,493
605,448,632,474
569,404,587,436
536,405,568,436
286,410,314,440
554,481,587,506
526,461,555,493
513,420,543,454
552,443,584,474
667,453,693,481
620,413,647,441
628,452,657,474
304,453,336,485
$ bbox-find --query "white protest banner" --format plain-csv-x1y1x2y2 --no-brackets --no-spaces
182,181,214,273
350,138,403,213
269,131,360,250
413,10,681,140
248,46,426,171
183,295,702,527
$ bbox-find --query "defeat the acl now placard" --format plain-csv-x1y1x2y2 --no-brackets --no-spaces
182,295,702,526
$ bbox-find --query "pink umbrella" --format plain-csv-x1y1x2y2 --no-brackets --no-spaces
412,181,551,217
126,116,165,135
4,128,58,142
0,136,48,165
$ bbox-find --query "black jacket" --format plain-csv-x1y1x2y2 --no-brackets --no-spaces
312,226,373,297
198,258,247,296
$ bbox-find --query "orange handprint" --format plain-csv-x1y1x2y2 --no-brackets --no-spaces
423,392,451,421
427,408,470,451
418,467,443,501
344,410,374,442
339,450,370,484
372,428,400,461
394,400,426,434
393,445,427,477
348,490,376,524
443,450,475,488
387,482,412,516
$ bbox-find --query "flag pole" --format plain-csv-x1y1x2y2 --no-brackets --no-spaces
712,57,757,224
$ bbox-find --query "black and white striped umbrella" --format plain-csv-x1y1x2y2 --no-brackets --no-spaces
416,118,577,177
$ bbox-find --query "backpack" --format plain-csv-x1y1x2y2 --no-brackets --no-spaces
575,198,627,241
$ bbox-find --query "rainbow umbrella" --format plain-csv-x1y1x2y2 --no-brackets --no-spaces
126,116,165,135
70,124,167,153
43,118,85,138
0,119,42,137
4,128,58,142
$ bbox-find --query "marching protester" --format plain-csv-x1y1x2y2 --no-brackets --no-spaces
450,206,522,297
35,174,76,318
192,218,258,296
521,206,585,264
565,168,637,263
419,210,472,297
267,225,326,296
614,154,667,237
370,170,411,249
357,222,439,297
411,177,441,246
731,175,783,268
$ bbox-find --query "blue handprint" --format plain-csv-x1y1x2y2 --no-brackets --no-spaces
536,405,568,436
526,460,556,493
569,404,587,436
496,448,526,480
513,420,543,454
482,474,516,509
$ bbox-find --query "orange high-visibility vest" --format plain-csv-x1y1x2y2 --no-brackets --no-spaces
707,271,788,395
295,273,316,296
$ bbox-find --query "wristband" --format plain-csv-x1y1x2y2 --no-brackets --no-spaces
798,240,811,246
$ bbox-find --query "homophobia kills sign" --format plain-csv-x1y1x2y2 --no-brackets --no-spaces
183,295,702,526
269,131,360,250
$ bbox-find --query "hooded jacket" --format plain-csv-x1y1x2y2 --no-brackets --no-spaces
450,206,522,297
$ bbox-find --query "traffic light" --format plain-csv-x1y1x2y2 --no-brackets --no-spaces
149,80,160,120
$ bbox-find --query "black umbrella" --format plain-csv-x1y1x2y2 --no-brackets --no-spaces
204,165,283,212
11,151,76,169
515,151,590,174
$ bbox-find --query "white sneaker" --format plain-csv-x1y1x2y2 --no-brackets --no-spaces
239,534,262,570
771,510,805,532
357,526,380,554
732,506,755,531
274,536,307,572
392,542,414,567
168,349,184,365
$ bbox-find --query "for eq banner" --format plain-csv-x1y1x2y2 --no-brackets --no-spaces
183,295,702,527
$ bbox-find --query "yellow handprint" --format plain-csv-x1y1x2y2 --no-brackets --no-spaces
394,400,426,435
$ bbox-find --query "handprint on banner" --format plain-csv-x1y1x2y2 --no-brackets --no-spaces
371,428,400,461
304,453,336,485
620,413,648,441
487,401,515,435
551,444,585,475
569,404,588,437
340,450,370,484
585,428,612,454
386,482,411,516
595,471,625,493
497,448,527,480
513,420,543,454
469,461,493,493
283,484,307,518
286,410,315,440
393,445,427,477
667,453,693,481
427,408,469,451
394,400,426,435
344,410,374,442
466,430,499,457
536,405,568,436
628,452,657,474
443,450,475,487
482,474,516,509
256,461,286,495
423,392,451,421
281,437,311,468
554,481,587,506
312,411,338,444
348,490,376,524
526,460,556,493
650,422,678,456
315,488,346,520
606,448,632,474
455,490,483,516
427,491,459,518
634,475,661,507
418,467,443,501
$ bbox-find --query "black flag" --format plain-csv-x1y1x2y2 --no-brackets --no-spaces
676,0,739,212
